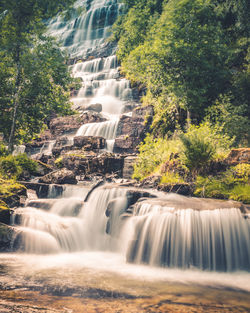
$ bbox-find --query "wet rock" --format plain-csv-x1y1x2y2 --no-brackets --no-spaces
114,106,153,153
62,153,125,177
38,169,77,185
225,148,250,165
27,189,38,201
140,175,162,189
0,223,16,251
35,160,54,176
74,136,106,151
49,112,106,137
136,196,247,213
85,103,102,113
19,182,64,198
1,186,27,209
0,204,10,224
121,102,138,113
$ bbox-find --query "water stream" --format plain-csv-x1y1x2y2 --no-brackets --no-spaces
2,1,249,310
47,0,133,153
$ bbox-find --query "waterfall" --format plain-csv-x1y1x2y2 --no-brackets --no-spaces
124,203,250,271
47,0,133,152
11,184,250,272
12,185,127,254
48,0,124,58
76,119,119,139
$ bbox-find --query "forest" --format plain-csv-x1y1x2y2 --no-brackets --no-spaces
112,0,250,201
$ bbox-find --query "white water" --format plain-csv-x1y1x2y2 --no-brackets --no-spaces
123,203,250,271
48,0,124,58
12,185,250,273
47,0,134,152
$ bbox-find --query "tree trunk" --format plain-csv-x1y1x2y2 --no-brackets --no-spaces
8,48,22,153
187,109,191,128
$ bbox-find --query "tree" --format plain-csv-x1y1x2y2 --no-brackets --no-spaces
0,0,75,151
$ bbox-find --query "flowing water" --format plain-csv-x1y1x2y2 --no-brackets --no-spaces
2,1,249,311
47,0,133,152
1,184,250,311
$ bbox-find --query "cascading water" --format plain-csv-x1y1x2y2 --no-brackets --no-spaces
48,0,124,58
48,0,133,152
12,185,127,254
11,185,250,273
124,203,250,271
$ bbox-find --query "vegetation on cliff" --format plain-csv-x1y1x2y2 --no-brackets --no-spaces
113,0,249,201
113,0,249,142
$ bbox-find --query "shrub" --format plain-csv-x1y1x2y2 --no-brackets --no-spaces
0,154,37,179
180,122,233,176
160,172,184,185
55,156,63,168
0,155,22,178
15,154,38,174
194,163,250,203
132,133,181,180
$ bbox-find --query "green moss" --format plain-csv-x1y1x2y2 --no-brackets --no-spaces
55,157,63,168
0,177,26,198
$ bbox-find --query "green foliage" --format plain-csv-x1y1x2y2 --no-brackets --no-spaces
0,154,37,179
194,163,250,203
114,0,249,143
0,155,22,178
0,0,75,150
55,156,63,168
15,154,38,174
160,172,184,185
0,144,8,157
179,122,233,175
133,133,182,180
229,184,250,204
0,176,25,198
133,122,233,180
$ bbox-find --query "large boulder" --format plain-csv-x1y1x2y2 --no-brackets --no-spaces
0,201,10,224
19,182,64,198
114,106,153,153
123,156,137,179
39,169,77,185
74,136,106,151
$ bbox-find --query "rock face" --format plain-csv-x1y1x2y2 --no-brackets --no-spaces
62,153,124,177
73,136,106,151
114,106,153,153
20,182,64,198
39,169,77,185
0,205,10,224
85,103,102,113
226,148,250,165
123,156,137,179
0,223,16,251
135,196,247,213
49,112,106,136
1,187,27,209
